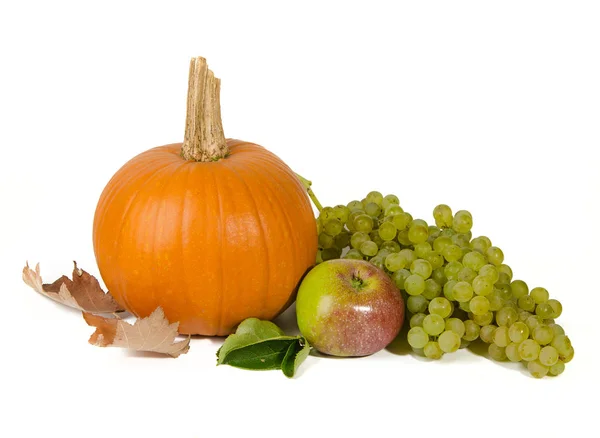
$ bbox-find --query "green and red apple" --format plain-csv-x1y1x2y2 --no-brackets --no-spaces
296,259,404,357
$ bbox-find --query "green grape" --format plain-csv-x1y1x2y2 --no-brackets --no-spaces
472,276,493,296
518,295,536,312
488,344,507,361
433,236,452,253
366,191,384,206
433,204,453,228
547,299,563,318
480,325,497,343
378,221,397,241
458,300,471,312
428,225,441,238
377,249,391,259
560,347,575,363
346,200,363,211
424,341,444,359
486,246,504,266
343,249,363,260
414,242,432,258
398,249,417,266
526,315,542,332
383,194,400,205
354,214,374,233
496,307,518,327
443,280,457,301
396,229,412,246
346,211,362,232
504,300,518,311
498,264,513,280
548,323,565,337
438,330,461,353
527,360,549,378
508,322,530,343
360,240,378,257
462,251,487,272
318,233,334,249
543,318,555,325
530,287,549,304
321,247,342,261
381,240,401,253
407,295,429,314
370,256,385,270
410,312,427,328
408,221,429,244
440,228,456,237
385,205,404,216
452,233,471,248
384,253,404,272
479,264,499,283
445,318,466,338
458,267,477,284
423,279,442,300
510,280,529,299
365,202,382,218
460,339,471,349
452,210,473,233
332,205,350,224
319,206,336,221
444,261,463,281
392,213,411,231
423,314,445,336
316,250,323,264
535,303,554,319
411,347,425,357
316,219,322,235
369,231,384,248
519,339,541,361
463,320,480,341
488,295,505,312
469,296,490,315
334,231,350,249
518,310,532,322
442,244,463,263
452,282,474,302
539,346,559,366
407,327,429,349
350,232,369,250
432,267,447,286
472,311,494,326
411,259,433,279
497,272,511,285
471,236,492,254
391,269,411,290
425,252,445,270
533,325,554,345
549,360,565,376
505,343,521,362
405,274,426,296
429,297,452,318
493,326,510,347
494,284,512,301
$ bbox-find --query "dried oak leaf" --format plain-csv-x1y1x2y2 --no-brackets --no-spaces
22,261,123,313
83,307,190,358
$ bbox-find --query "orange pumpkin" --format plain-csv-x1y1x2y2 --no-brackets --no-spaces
93,58,317,335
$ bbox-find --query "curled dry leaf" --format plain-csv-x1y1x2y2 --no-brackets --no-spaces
22,261,123,313
83,307,190,358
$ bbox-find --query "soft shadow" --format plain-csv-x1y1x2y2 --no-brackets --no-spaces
467,340,531,377
272,303,301,336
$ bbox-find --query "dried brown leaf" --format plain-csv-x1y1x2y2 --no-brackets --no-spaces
83,307,190,358
22,261,124,313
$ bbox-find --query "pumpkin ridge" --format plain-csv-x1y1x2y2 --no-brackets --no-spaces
112,160,182,313
210,164,226,335
223,161,271,326
178,163,195,331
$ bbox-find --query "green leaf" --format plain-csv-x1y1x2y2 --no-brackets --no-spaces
216,317,311,377
281,338,311,378
220,338,296,370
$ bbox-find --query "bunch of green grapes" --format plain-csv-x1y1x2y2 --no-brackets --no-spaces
315,191,574,378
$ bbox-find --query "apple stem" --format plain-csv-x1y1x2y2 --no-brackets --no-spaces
295,173,323,213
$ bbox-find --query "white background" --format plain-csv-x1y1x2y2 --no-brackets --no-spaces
1,1,598,437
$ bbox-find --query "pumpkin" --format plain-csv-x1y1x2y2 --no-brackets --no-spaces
93,57,318,335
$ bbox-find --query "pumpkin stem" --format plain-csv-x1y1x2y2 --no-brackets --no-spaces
181,57,228,162
295,173,323,213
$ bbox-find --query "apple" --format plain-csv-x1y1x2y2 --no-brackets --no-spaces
296,259,405,357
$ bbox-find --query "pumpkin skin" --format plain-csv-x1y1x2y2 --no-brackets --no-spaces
93,139,317,335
